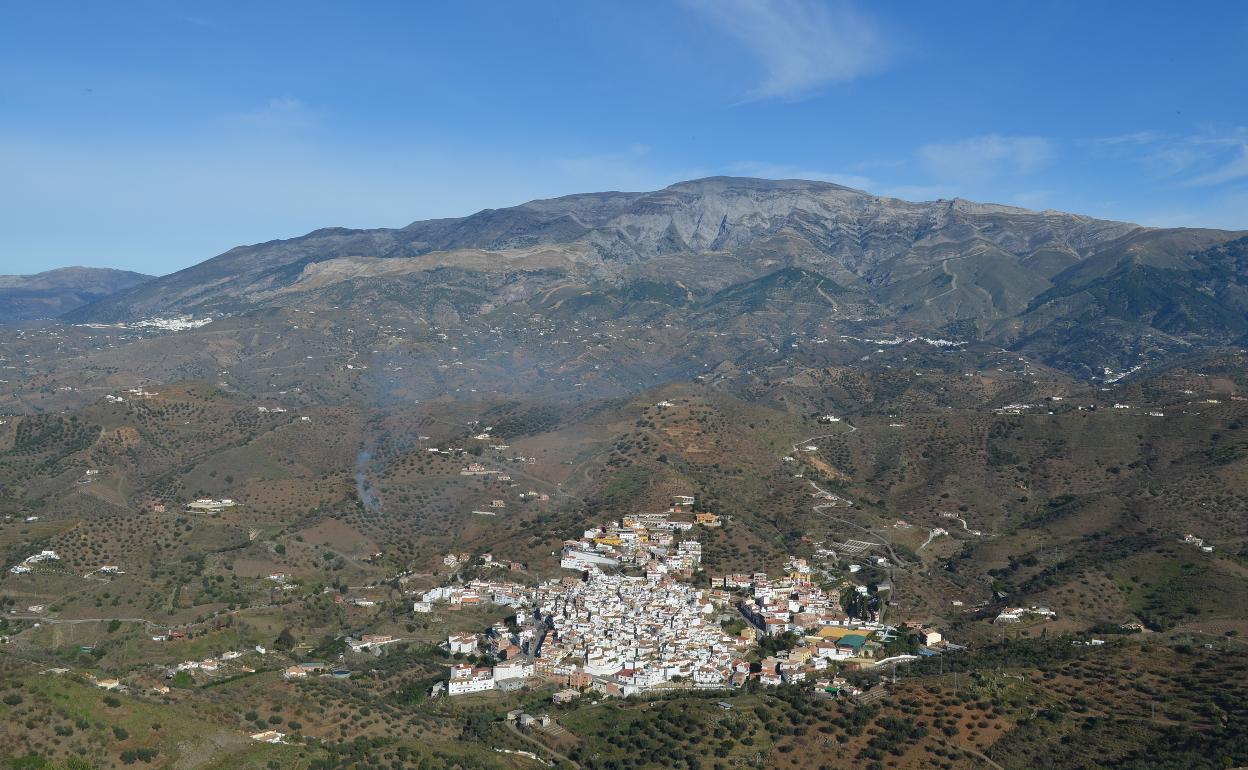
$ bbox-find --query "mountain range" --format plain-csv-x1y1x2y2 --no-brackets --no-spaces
14,176,1248,380
0,266,152,323
3,180,1248,770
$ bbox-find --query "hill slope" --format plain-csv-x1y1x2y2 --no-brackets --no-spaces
0,266,152,323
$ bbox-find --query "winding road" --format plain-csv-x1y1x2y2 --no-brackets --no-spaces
790,419,906,626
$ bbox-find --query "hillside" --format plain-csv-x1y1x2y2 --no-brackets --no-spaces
0,267,152,323
3,355,1246,643
2,178,1247,770
2,357,1247,769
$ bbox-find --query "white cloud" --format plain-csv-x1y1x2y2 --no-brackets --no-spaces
727,161,873,189
687,0,889,100
918,135,1054,181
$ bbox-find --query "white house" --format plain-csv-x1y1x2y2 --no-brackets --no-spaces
448,632,478,655
447,664,495,695
493,660,534,681
251,730,285,744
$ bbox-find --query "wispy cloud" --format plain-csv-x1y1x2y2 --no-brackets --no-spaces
918,134,1054,181
224,96,321,130
727,161,873,189
1090,127,1248,187
1091,130,1164,147
687,0,890,101
1183,135,1248,187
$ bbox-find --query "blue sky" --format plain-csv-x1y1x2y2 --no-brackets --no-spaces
2,1,1247,276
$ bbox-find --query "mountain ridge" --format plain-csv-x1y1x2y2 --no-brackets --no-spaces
0,266,153,323
55,176,1248,380
66,176,1151,318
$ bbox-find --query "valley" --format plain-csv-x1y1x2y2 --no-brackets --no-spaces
1,179,1247,770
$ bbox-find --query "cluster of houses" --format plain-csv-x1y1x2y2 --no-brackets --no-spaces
103,387,159,404
444,663,499,695
730,558,850,634
413,584,484,613
166,647,262,680
1182,533,1215,553
128,315,212,332
754,624,941,688
994,605,1057,624
476,553,526,572
529,570,746,691
992,397,1179,417
420,502,967,698
413,577,530,614
425,443,537,467
722,562,952,684
185,498,237,514
9,551,123,579
440,551,525,573
346,633,401,654
439,657,537,696
428,567,748,696
432,561,953,698
8,549,59,574
436,621,542,695
559,497,722,579
265,573,298,591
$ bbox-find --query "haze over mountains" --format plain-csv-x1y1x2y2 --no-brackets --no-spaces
12,176,1248,381
0,266,152,323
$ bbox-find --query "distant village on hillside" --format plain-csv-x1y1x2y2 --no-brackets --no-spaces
399,495,964,702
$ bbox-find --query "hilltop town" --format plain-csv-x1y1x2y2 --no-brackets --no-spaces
366,494,957,706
